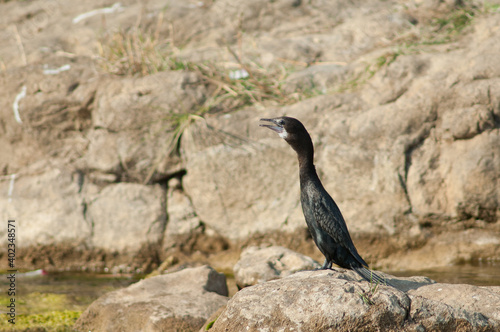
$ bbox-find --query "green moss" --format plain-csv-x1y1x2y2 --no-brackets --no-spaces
205,319,216,330
0,310,81,332
0,292,81,316
432,7,475,41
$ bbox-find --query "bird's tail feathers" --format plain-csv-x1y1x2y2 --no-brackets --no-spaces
353,266,392,287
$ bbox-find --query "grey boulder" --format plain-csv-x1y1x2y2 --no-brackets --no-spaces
74,265,229,332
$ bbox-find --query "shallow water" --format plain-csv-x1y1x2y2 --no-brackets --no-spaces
0,272,137,315
389,262,500,287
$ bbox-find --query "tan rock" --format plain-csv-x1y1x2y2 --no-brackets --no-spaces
74,265,229,332
86,183,166,252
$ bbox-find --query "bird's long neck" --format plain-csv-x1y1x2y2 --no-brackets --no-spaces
298,151,314,172
299,158,320,186
295,136,317,185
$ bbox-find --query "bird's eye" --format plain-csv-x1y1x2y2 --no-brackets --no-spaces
278,119,285,126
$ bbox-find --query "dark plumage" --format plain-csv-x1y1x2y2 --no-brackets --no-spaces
260,116,389,285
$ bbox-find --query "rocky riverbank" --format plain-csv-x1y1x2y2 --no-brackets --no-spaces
0,0,499,293
74,247,500,332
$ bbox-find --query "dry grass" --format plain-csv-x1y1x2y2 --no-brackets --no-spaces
95,16,311,117
96,13,168,76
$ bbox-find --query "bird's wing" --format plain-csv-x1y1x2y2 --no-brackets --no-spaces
312,190,368,267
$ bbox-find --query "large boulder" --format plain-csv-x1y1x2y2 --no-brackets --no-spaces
85,182,166,253
209,270,500,332
0,55,97,172
182,119,303,241
408,283,500,327
0,164,90,247
74,265,229,332
83,70,210,182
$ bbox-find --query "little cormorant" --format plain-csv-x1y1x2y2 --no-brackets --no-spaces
260,116,389,285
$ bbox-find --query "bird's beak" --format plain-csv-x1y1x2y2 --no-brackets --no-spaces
259,118,284,134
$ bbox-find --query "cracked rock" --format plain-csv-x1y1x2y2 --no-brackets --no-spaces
210,269,500,332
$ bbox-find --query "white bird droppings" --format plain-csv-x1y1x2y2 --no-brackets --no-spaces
43,64,71,75
72,2,124,24
13,86,26,124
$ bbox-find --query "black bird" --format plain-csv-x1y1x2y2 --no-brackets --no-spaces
260,116,389,285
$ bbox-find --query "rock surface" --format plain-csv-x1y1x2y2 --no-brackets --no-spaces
162,177,203,251
209,269,500,332
233,245,321,288
0,163,90,246
83,71,206,182
408,283,500,328
85,182,166,252
74,265,229,332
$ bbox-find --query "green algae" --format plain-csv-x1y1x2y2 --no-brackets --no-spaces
0,293,83,331
0,292,85,316
0,310,81,332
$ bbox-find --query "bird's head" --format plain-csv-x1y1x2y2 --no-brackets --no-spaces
259,117,313,157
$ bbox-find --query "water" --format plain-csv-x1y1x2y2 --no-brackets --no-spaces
389,262,500,287
0,272,137,316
